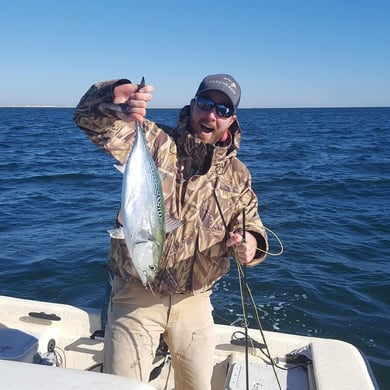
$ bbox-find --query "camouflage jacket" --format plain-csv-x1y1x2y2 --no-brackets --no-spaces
74,79,268,294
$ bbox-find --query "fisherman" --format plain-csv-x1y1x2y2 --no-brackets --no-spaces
74,74,268,390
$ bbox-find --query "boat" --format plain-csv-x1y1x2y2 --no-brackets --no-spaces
0,294,378,389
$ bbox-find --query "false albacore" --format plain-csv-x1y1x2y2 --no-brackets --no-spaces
107,120,166,286
103,77,180,287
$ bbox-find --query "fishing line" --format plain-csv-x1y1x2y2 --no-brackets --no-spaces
234,257,283,390
236,262,309,372
241,208,249,390
212,190,284,257
213,191,283,389
233,224,284,257
259,225,284,256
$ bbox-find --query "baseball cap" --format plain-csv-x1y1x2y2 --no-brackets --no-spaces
195,74,241,113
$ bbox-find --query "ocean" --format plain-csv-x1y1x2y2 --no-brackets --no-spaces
0,107,389,388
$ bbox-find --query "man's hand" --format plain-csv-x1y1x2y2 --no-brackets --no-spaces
113,83,154,122
226,231,257,265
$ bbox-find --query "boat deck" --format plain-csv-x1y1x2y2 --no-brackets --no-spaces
0,295,378,389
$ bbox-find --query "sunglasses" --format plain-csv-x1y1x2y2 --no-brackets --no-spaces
195,96,234,118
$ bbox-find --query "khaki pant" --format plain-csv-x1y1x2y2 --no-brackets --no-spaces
103,276,215,390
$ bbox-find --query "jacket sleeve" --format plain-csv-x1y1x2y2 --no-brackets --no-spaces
230,167,269,267
73,79,136,164
239,185,269,267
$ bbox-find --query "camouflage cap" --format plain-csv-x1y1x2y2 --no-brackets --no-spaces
195,74,241,113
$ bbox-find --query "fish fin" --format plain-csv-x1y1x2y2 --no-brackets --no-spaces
113,163,125,174
107,227,125,239
165,217,183,233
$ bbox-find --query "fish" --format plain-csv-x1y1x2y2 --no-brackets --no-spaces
108,120,166,286
104,77,181,287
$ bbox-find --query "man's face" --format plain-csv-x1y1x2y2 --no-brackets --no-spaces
189,90,236,144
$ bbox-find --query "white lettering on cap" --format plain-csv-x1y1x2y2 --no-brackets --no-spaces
208,77,237,95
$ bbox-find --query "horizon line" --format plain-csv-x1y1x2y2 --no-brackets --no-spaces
1,105,389,110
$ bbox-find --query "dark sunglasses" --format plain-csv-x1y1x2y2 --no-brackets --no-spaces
195,96,234,118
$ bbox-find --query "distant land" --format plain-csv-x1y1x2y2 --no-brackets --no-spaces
0,105,75,108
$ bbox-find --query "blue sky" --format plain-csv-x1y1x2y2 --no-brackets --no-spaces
1,0,389,108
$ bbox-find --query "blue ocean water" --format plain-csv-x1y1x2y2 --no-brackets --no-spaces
0,107,389,387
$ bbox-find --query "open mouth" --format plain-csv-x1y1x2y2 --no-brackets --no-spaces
200,124,213,133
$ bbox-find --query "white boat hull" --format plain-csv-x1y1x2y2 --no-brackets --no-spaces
0,295,378,389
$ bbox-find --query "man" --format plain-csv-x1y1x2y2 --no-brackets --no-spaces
74,74,268,390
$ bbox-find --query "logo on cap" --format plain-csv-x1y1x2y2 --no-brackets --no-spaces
208,77,237,95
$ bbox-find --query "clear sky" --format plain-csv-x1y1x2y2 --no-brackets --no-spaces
1,0,389,108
